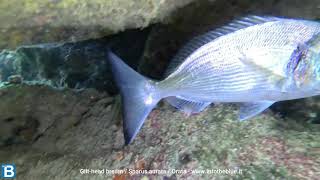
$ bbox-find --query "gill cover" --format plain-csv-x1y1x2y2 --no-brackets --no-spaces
107,50,159,145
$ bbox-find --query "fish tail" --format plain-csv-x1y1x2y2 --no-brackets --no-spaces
107,50,161,145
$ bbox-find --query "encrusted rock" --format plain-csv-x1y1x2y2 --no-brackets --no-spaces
0,0,195,49
8,75,22,84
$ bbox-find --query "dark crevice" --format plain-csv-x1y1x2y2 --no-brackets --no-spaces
4,117,14,122
0,27,152,95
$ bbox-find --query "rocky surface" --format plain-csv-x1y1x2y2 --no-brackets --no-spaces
1,0,320,179
0,85,319,179
0,29,150,93
0,0,195,49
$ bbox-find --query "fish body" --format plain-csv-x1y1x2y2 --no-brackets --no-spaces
108,16,320,144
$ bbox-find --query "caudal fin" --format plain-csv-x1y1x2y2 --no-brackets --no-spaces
107,50,160,145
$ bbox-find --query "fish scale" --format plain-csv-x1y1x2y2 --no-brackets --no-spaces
108,16,320,144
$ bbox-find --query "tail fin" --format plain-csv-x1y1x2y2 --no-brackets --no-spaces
107,50,160,145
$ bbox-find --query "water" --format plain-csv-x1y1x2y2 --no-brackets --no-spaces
0,0,320,179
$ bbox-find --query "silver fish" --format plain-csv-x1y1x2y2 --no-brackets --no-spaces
108,16,320,144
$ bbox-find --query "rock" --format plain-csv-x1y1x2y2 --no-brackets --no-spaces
0,0,195,49
8,75,22,84
0,85,319,179
0,29,150,93
0,84,110,147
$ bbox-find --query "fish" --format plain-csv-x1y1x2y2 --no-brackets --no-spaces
108,15,320,145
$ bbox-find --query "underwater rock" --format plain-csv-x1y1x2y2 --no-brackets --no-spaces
7,75,22,84
0,0,195,49
0,29,150,93
0,84,319,179
0,84,110,147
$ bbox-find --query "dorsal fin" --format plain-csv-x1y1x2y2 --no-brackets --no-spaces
165,15,282,76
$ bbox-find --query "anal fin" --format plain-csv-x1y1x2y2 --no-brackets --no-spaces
238,101,274,121
165,96,211,116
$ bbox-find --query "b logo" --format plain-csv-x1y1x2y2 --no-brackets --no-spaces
0,164,16,178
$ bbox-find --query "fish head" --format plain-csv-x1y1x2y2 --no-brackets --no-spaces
288,45,320,95
311,53,320,92
297,47,320,93
294,33,320,93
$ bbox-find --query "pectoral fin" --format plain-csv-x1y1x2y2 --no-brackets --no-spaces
238,101,275,121
239,47,295,79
